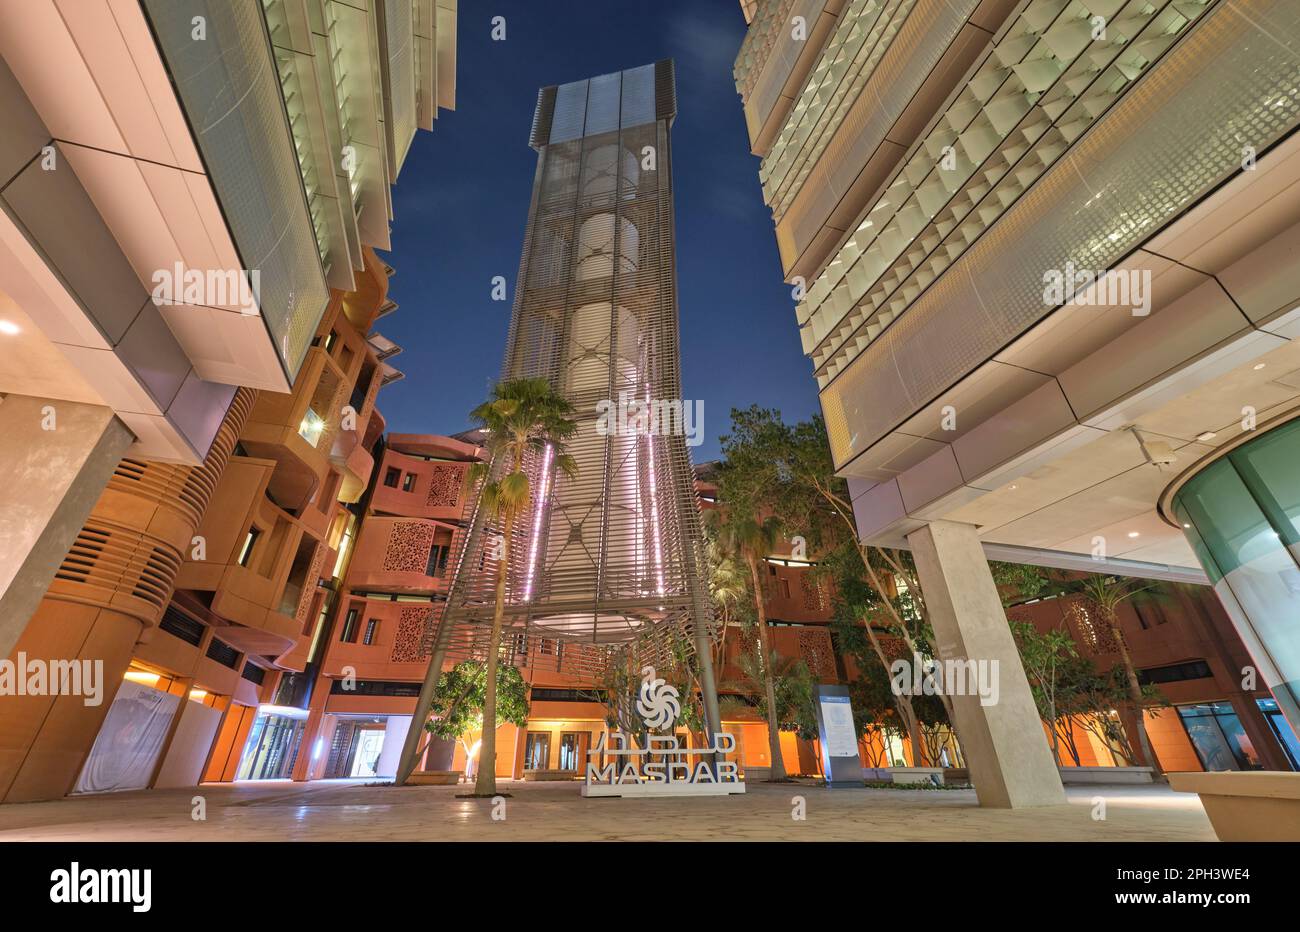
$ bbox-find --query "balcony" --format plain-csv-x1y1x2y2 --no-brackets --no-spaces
347,517,459,595
240,346,346,512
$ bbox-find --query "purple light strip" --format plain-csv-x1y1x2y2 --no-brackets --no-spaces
522,444,553,602
644,390,666,597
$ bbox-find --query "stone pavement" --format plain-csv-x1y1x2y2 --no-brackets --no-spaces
0,778,1216,841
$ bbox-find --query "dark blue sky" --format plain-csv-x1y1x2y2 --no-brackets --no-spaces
376,0,818,461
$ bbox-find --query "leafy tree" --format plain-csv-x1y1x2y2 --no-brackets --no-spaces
1059,665,1167,767
662,516,748,737
722,408,964,744
424,661,530,777
846,673,901,768
1068,575,1164,777
725,643,819,742
1009,620,1084,765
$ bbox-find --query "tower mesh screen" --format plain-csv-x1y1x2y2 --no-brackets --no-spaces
423,62,714,680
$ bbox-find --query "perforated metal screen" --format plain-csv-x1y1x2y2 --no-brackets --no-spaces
426,62,714,679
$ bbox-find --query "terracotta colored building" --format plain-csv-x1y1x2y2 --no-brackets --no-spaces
1009,584,1300,774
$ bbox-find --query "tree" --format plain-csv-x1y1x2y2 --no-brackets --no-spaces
828,554,928,764
706,507,791,780
725,642,819,741
1072,575,1164,778
663,517,747,738
423,661,530,778
846,673,900,768
1009,620,1084,766
397,378,576,796
724,408,964,743
1059,665,1167,768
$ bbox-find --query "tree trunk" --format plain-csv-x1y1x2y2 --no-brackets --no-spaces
860,615,925,765
748,556,787,780
473,515,514,796
1108,615,1164,779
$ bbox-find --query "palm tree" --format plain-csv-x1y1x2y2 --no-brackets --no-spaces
1074,574,1164,779
392,379,576,795
707,508,789,780
466,378,577,795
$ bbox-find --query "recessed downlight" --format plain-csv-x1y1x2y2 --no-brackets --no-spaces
0,320,20,335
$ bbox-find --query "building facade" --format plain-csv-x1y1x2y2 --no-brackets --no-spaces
0,0,457,803
733,0,1300,803
0,0,455,655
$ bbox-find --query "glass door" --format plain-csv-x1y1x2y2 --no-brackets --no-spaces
524,732,550,771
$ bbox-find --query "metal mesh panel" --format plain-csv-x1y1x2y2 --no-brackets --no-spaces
824,0,1300,470
141,0,329,382
382,0,417,174
425,64,713,679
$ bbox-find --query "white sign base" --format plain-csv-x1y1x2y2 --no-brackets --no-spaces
581,781,747,798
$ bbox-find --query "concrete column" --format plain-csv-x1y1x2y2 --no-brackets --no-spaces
906,520,1066,808
0,395,133,658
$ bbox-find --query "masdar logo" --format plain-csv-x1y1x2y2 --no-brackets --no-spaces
635,666,679,731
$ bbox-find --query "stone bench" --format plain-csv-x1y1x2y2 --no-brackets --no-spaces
407,770,462,785
524,769,580,782
1168,771,1300,841
889,766,946,785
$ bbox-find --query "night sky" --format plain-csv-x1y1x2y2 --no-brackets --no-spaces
376,0,819,461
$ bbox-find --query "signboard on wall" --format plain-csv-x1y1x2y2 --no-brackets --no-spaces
814,685,862,788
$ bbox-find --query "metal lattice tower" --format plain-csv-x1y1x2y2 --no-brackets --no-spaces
424,61,716,683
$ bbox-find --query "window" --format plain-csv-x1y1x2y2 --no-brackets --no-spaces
558,733,582,771
237,527,260,567
426,543,450,576
1177,702,1262,771
1139,661,1213,686
1258,698,1300,770
401,472,416,492
383,467,401,488
340,607,360,643
298,407,326,447
524,733,550,771
362,619,379,645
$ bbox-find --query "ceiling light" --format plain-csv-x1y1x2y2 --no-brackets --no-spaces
1183,523,1192,529
1195,431,1217,442
1254,363,1267,370
1127,531,1140,538
0,320,20,335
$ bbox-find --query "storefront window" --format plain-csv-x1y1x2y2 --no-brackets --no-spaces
1176,702,1260,771
1258,698,1300,770
237,711,307,780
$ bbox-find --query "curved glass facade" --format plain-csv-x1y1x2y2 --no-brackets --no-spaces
1172,419,1300,733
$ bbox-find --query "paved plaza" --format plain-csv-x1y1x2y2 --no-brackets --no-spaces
0,779,1216,842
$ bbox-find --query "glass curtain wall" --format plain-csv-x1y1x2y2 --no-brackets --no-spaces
1172,417,1300,737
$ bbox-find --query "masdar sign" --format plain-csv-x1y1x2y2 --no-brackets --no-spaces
581,667,746,798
